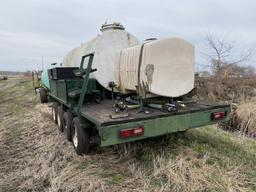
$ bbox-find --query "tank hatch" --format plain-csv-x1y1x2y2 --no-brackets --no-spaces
100,22,125,32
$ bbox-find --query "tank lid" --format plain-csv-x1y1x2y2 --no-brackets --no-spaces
100,22,125,32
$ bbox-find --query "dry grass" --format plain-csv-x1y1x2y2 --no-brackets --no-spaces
195,77,256,102
196,76,256,138
0,77,256,192
222,98,256,138
128,150,249,192
126,127,256,192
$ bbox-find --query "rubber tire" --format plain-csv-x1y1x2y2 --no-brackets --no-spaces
64,112,73,141
39,88,48,103
52,102,58,124
72,117,90,155
57,106,65,132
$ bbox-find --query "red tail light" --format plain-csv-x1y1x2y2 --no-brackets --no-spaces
119,127,144,138
211,111,226,120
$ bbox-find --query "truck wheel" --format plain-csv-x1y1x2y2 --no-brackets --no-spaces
39,88,48,103
52,102,58,124
64,112,73,141
72,117,90,155
57,106,65,132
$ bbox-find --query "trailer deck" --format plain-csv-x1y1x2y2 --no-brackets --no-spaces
81,100,230,126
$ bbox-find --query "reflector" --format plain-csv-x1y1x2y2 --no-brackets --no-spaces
119,127,144,138
211,112,226,120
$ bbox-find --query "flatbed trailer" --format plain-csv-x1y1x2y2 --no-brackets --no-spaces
40,53,231,155
83,100,229,147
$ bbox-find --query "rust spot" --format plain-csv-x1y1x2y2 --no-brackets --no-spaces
145,64,154,85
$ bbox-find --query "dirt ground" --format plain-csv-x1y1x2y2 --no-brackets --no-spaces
0,77,256,192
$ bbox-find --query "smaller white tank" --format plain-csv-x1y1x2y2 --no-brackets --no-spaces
114,38,195,97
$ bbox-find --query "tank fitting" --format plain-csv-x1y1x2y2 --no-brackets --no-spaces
100,22,125,32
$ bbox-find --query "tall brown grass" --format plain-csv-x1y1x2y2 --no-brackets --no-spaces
223,99,256,138
195,77,256,102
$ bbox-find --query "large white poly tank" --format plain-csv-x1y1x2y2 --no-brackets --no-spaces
63,23,140,89
114,38,195,97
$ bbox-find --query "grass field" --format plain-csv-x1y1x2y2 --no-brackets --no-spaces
0,76,255,192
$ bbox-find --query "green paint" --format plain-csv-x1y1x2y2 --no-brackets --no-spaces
100,107,230,147
76,54,94,115
49,78,96,106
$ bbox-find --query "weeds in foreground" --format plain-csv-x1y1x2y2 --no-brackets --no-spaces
119,128,256,192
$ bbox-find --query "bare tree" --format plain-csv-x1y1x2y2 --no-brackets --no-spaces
205,33,254,75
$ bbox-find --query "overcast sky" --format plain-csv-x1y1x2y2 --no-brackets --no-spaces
0,0,255,71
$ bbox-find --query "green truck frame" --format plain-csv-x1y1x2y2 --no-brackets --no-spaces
40,53,231,155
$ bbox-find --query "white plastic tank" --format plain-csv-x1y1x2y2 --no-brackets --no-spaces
63,23,140,89
114,38,195,97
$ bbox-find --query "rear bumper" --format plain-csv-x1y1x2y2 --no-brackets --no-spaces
100,106,230,147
